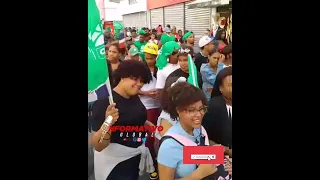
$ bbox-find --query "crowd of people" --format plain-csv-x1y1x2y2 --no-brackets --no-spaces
88,23,232,180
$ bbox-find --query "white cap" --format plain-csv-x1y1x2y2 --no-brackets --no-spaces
199,36,213,48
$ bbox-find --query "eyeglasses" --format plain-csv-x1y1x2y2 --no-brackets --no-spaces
185,106,208,116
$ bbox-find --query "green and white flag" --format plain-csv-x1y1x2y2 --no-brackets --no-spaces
88,0,112,103
187,54,199,88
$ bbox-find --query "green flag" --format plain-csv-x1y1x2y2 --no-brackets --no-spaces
88,0,111,103
187,54,199,88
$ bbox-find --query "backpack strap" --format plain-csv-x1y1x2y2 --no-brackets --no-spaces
159,126,210,147
200,126,210,146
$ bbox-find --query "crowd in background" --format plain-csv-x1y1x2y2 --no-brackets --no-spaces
89,23,232,180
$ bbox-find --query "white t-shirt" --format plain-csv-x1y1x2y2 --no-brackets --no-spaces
139,73,160,110
155,63,180,89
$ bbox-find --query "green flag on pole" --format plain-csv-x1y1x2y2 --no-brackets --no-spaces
187,54,199,88
88,0,112,103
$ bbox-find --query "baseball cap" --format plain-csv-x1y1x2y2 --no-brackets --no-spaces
129,47,139,56
144,42,158,55
164,27,171,33
199,36,213,48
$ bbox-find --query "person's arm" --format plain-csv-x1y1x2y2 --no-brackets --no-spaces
158,139,201,180
200,66,216,86
158,41,163,49
138,90,147,96
158,164,202,180
158,139,214,180
155,70,165,90
91,99,111,152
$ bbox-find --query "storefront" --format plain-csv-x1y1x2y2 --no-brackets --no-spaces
150,8,164,29
147,0,191,30
185,1,211,50
164,3,185,31
123,12,147,29
186,0,232,44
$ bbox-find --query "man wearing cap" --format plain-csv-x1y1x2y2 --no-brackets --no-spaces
133,29,148,62
158,27,175,49
194,35,215,72
155,41,180,90
166,44,203,88
124,46,142,61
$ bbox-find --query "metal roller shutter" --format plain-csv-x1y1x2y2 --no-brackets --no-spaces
122,13,137,28
150,8,164,29
137,12,147,28
164,3,184,32
185,2,211,51
122,12,147,29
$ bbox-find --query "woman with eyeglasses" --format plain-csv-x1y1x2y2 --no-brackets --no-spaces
157,81,218,179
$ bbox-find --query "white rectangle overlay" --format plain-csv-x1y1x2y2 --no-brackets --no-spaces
191,154,216,161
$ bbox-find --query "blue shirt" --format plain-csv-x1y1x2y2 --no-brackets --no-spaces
157,122,201,179
200,63,225,101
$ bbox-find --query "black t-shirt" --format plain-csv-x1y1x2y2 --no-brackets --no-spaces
92,90,147,148
92,90,147,178
167,68,203,89
194,52,208,72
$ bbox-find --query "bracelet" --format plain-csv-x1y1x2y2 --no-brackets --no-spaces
103,132,111,140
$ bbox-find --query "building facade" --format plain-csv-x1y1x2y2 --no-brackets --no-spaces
147,0,232,49
120,0,148,29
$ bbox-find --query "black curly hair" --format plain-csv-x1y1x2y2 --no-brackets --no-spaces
161,81,207,120
113,60,152,86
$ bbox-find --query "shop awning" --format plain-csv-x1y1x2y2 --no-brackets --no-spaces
186,0,230,9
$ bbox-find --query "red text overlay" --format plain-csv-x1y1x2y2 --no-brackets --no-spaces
183,146,224,164
108,126,163,132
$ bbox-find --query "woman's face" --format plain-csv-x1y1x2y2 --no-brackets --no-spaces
107,45,120,62
178,30,182,36
122,77,144,96
209,52,220,67
187,35,195,44
178,100,207,129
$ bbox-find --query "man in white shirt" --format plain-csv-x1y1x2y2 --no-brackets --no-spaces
155,41,181,90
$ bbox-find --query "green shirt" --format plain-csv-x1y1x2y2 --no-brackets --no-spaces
134,41,147,62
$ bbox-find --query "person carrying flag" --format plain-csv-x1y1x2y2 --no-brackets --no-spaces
166,44,202,89
91,61,155,180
